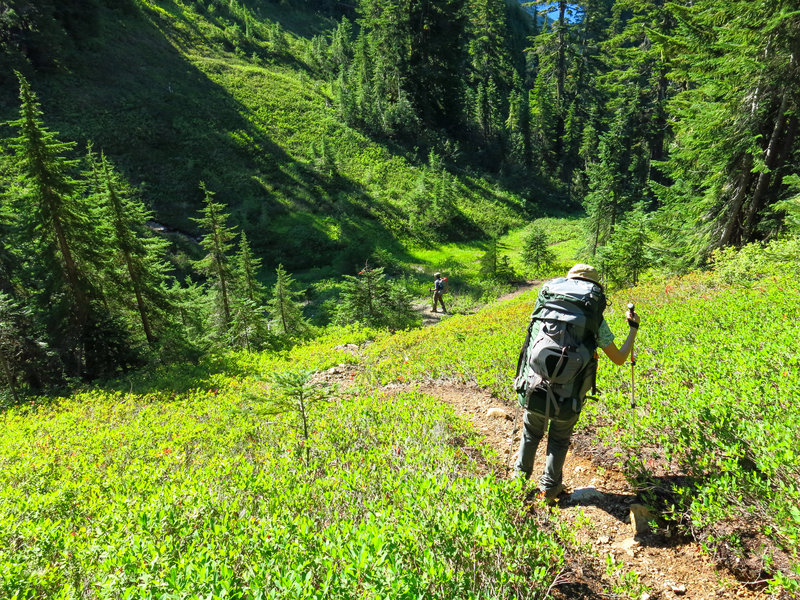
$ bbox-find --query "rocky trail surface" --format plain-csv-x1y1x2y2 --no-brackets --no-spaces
416,382,768,600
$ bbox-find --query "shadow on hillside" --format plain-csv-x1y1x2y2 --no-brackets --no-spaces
96,353,253,396
0,1,399,274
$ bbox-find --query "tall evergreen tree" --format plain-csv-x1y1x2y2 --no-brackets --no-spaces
466,0,514,148
4,73,123,377
653,0,800,261
267,264,309,338
229,232,270,350
7,73,88,316
192,183,236,337
333,265,416,330
357,0,467,130
95,153,176,349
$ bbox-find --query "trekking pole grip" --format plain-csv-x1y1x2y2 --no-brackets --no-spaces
627,302,637,408
626,303,636,365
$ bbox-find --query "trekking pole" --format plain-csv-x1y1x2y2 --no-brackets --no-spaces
627,302,636,409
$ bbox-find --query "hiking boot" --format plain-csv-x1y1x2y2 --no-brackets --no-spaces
537,483,565,504
513,468,530,482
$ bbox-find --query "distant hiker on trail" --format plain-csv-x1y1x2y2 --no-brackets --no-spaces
513,263,640,502
430,272,448,313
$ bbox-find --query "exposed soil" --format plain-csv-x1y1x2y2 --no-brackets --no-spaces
415,382,772,600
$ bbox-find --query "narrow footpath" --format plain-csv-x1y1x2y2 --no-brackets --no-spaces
413,381,768,600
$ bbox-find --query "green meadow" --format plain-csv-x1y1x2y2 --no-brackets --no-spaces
2,240,799,598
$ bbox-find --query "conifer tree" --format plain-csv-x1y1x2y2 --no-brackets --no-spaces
520,223,555,275
192,183,236,337
584,131,623,254
229,233,269,350
0,291,62,401
329,17,354,73
466,0,514,148
599,205,650,287
7,73,88,314
333,265,416,330
4,73,113,376
96,153,176,349
0,181,19,296
232,232,264,304
653,0,799,259
267,264,309,338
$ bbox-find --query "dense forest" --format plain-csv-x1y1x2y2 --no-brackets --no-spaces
1,0,799,394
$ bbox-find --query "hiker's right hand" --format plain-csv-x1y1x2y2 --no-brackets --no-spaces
626,310,640,329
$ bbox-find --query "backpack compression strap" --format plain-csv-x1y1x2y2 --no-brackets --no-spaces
514,314,536,379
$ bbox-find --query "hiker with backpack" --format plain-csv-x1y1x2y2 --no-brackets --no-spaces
513,263,640,502
430,272,448,313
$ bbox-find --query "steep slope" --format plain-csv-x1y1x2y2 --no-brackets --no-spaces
0,0,533,274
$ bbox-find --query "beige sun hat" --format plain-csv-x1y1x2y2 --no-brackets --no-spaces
566,263,600,284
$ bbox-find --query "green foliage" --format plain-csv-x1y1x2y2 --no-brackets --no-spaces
192,182,237,336
2,239,800,594
709,236,800,286
519,223,556,276
3,73,140,380
264,368,332,465
595,205,651,288
94,152,181,353
267,264,310,339
592,268,800,567
362,244,800,587
333,266,418,330
651,0,799,255
0,338,566,597
228,233,271,351
0,291,61,404
479,235,518,284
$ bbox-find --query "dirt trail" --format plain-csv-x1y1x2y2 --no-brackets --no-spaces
318,358,769,599
414,281,539,326
414,382,768,600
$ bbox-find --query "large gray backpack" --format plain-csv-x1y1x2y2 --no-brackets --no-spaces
514,277,606,420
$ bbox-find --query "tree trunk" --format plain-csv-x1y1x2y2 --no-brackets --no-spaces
47,191,86,312
123,251,155,346
743,94,788,241
718,154,754,247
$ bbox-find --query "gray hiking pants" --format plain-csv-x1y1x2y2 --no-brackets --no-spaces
432,290,446,312
514,409,579,491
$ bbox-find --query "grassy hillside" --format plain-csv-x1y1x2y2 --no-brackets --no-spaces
2,242,799,596
0,327,568,598
363,242,800,590
0,0,541,277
